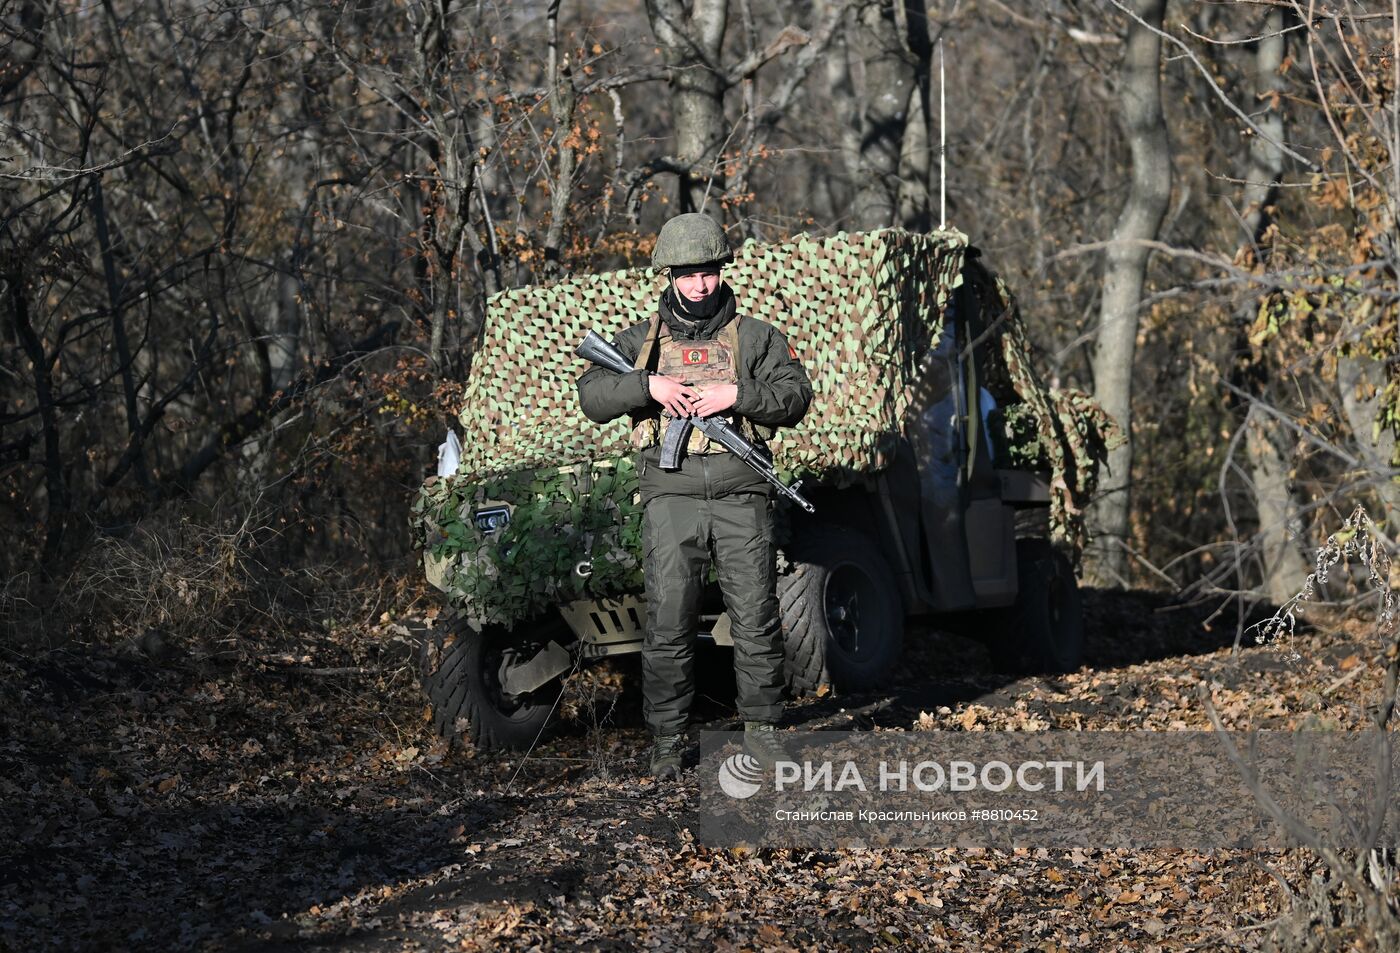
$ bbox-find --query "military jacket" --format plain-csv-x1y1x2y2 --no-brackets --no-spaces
577,296,812,499
629,316,755,454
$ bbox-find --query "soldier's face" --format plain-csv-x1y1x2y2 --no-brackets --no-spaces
674,270,721,301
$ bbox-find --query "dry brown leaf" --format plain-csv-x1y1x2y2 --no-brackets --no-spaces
756,924,784,944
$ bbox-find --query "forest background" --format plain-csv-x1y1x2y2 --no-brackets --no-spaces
3,0,1397,643
9,1,1400,949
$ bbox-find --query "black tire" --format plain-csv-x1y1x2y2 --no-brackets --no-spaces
419,610,566,751
987,537,1084,675
778,526,905,694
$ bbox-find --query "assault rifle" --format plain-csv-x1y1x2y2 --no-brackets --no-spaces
576,330,815,513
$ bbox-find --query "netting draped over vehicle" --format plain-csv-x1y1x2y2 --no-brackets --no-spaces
416,227,1123,626
989,274,1125,559
456,228,970,482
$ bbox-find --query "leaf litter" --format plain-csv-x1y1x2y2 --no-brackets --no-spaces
2,589,1397,950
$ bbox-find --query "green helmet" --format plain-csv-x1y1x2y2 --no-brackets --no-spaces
651,213,733,271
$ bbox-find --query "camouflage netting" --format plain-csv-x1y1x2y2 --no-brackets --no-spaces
989,274,1125,560
454,228,968,480
411,228,1120,625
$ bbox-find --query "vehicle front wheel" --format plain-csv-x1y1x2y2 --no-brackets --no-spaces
988,538,1084,675
419,611,566,751
778,526,905,694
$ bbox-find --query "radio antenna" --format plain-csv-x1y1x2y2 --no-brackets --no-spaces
939,37,946,230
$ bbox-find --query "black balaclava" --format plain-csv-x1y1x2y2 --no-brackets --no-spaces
668,263,726,319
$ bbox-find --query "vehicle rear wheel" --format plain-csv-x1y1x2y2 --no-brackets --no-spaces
419,610,566,751
988,538,1084,675
778,526,905,694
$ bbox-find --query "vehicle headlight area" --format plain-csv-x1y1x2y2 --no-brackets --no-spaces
473,506,512,536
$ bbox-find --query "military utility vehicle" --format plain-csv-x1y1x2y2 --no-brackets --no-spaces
410,229,1118,750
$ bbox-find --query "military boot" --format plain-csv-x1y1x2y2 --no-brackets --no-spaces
650,733,686,780
742,722,793,772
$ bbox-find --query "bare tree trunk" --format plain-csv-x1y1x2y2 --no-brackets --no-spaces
1085,0,1172,587
1236,7,1309,603
271,270,301,394
849,0,918,230
1339,352,1400,526
542,0,579,279
412,0,478,371
898,75,931,231
897,0,933,232
90,175,153,494
820,0,861,224
1245,406,1305,604
6,271,70,569
645,0,729,212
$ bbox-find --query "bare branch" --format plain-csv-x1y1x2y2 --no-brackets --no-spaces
723,24,810,85
1103,0,1317,167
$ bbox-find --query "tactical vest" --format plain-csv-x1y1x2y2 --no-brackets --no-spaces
630,314,765,453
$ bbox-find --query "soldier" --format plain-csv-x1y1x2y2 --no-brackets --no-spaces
577,212,813,779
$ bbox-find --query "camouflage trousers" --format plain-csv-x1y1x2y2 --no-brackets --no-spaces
641,489,785,738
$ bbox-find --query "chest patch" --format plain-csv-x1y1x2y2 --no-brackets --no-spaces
656,334,735,384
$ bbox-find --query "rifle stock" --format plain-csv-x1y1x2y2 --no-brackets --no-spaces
576,330,635,376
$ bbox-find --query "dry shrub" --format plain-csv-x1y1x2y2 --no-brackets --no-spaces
0,493,414,657
53,508,257,647
0,570,41,644
558,660,628,726
1246,505,1400,950
558,659,632,780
